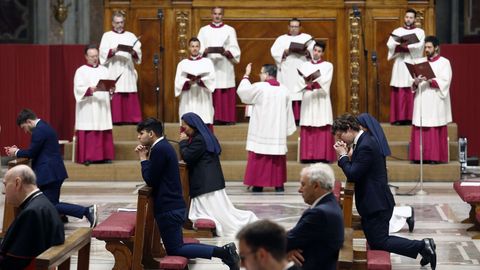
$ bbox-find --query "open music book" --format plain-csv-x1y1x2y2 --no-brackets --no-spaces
390,33,420,45
289,38,313,54
96,74,122,91
116,36,141,52
405,61,435,80
297,69,321,84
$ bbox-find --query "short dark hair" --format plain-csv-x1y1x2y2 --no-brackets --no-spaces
236,220,287,262
137,117,164,137
331,113,360,135
405,8,417,17
211,6,223,13
314,40,326,51
189,37,200,45
16,109,37,126
84,44,98,55
262,64,277,78
289,18,301,26
425,35,440,47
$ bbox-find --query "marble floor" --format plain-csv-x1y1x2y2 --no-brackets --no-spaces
1,176,480,270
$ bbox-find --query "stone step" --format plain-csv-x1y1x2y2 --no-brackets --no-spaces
64,160,460,182
110,123,459,142
64,140,459,162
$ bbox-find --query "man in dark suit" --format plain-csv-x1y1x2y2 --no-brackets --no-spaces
332,113,437,269
286,163,344,270
0,165,65,269
5,109,97,227
236,220,300,270
135,117,240,270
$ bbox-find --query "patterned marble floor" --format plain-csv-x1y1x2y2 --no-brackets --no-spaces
1,178,480,270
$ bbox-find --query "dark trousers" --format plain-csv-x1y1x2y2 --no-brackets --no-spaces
40,181,87,219
362,208,423,258
155,208,215,259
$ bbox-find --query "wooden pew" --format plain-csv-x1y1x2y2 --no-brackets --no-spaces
35,227,92,270
0,158,30,238
337,228,354,270
93,185,189,270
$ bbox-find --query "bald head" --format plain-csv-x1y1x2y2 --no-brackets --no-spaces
6,165,37,185
3,165,38,206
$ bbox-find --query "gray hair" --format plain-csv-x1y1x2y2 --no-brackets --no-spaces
8,165,37,185
300,163,334,191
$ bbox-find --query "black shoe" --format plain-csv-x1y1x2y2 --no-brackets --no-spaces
251,186,263,192
275,186,285,192
406,207,415,232
83,161,91,166
221,242,240,270
86,204,98,228
420,238,437,270
60,214,69,223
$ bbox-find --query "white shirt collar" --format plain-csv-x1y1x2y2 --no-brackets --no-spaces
353,130,364,147
310,191,331,209
283,261,295,270
34,119,41,127
20,188,41,205
151,136,164,149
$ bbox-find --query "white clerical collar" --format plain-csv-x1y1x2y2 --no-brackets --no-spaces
310,191,331,208
353,129,364,147
20,188,41,205
151,136,165,149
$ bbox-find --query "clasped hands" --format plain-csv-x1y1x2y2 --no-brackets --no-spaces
134,145,149,161
4,145,19,157
333,140,349,156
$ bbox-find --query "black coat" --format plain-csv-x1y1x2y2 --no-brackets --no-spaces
179,132,225,198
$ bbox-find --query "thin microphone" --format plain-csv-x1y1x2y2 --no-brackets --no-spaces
371,51,377,66
153,54,159,66
157,9,163,20
353,6,361,17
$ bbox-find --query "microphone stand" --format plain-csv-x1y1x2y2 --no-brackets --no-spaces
157,9,165,121
372,51,380,117
354,6,369,113
154,55,160,120
416,80,427,195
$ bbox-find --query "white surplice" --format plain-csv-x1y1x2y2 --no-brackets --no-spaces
411,56,452,127
197,23,240,89
188,189,258,237
73,65,112,131
99,30,142,93
387,27,425,87
296,60,334,127
237,79,296,155
271,33,314,101
174,57,216,124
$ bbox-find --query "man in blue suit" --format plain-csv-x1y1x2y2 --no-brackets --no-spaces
332,113,437,269
135,117,240,270
286,163,344,270
5,109,97,227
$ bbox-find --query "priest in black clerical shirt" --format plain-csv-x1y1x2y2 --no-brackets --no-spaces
0,165,64,270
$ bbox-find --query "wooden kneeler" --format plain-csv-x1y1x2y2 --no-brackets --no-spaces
178,162,216,238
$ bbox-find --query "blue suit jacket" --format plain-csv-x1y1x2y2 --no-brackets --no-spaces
287,192,344,270
140,139,186,214
337,132,395,217
16,120,68,186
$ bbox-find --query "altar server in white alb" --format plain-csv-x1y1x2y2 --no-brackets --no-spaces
197,7,240,125
296,40,336,163
73,45,114,165
99,10,142,124
271,18,314,123
237,63,296,192
409,36,452,164
175,37,216,127
387,9,425,125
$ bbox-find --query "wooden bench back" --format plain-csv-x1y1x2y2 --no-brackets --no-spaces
35,227,92,270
